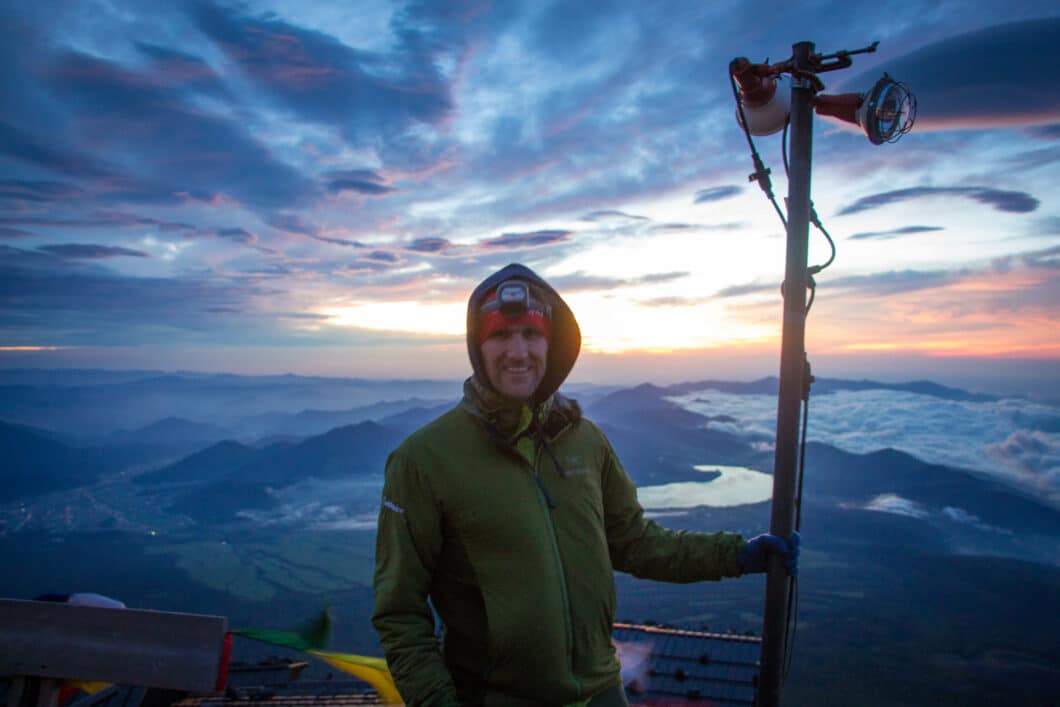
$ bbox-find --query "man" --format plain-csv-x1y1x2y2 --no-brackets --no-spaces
373,263,798,707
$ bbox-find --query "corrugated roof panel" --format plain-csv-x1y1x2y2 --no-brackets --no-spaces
613,623,760,705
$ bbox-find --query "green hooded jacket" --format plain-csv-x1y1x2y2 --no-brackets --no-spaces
372,264,745,706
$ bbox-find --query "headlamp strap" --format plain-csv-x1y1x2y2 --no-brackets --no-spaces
481,280,551,318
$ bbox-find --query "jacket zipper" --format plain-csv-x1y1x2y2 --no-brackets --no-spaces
531,437,582,699
480,411,583,698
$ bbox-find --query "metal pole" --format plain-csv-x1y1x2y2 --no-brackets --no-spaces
757,40,815,707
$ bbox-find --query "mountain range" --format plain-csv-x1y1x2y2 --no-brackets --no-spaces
0,369,1057,706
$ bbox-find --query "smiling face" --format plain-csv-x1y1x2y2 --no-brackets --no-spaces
479,324,549,404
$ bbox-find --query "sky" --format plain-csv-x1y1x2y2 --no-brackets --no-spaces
1,0,1058,391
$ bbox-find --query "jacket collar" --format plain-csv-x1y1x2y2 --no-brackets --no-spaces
461,375,580,442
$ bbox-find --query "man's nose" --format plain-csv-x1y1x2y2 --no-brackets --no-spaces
506,334,529,357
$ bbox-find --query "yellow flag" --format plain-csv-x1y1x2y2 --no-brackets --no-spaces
66,680,111,694
309,650,403,705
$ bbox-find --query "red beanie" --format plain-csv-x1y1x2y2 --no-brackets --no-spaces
478,288,551,344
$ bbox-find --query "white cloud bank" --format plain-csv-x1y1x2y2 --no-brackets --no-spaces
856,493,1012,535
669,389,1060,506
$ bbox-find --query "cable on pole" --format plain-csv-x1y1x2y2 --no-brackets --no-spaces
730,41,913,706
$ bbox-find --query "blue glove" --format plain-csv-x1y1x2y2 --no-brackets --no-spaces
738,532,800,576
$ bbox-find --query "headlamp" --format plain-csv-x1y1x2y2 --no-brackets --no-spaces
481,279,551,319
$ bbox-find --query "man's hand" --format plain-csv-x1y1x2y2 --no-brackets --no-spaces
737,532,800,576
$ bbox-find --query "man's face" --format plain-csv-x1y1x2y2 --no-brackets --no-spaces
480,324,548,404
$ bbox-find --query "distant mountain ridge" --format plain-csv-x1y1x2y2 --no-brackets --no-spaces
2,370,1047,529
0,369,461,437
0,368,1007,443
801,443,1058,537
237,397,451,437
137,421,405,522
0,420,100,501
242,420,402,486
107,416,233,445
378,402,455,434
4,373,1058,567
584,384,715,434
134,439,258,485
664,376,997,402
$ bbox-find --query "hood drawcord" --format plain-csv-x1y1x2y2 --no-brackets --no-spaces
529,417,559,510
533,426,569,511
540,434,570,479
535,468,558,511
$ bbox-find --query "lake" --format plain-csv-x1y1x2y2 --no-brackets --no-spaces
637,464,773,509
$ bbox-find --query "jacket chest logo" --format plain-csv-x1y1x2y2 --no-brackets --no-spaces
558,454,588,477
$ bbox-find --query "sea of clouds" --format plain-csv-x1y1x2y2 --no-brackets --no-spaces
667,388,1060,507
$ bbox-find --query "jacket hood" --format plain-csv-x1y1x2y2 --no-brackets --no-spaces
466,263,581,405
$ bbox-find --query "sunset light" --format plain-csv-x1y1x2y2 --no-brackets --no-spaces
320,289,778,355
0,346,66,352
567,293,774,353
0,1,1053,390
323,302,466,337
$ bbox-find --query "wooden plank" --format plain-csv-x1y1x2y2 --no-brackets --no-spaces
0,599,227,693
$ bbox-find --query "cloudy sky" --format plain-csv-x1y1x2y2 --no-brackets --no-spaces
1,0,1057,389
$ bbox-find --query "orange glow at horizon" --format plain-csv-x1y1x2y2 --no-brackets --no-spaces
321,294,779,354
837,340,1060,357
569,292,775,353
311,262,1059,363
322,301,466,336
0,346,67,351
814,267,1058,359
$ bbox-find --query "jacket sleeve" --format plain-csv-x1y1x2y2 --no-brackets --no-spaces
597,428,744,582
372,450,460,707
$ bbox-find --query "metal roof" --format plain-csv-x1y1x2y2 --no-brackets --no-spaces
613,623,761,706
172,681,385,707
175,660,385,706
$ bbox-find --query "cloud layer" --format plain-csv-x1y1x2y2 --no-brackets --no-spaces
669,388,1060,507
